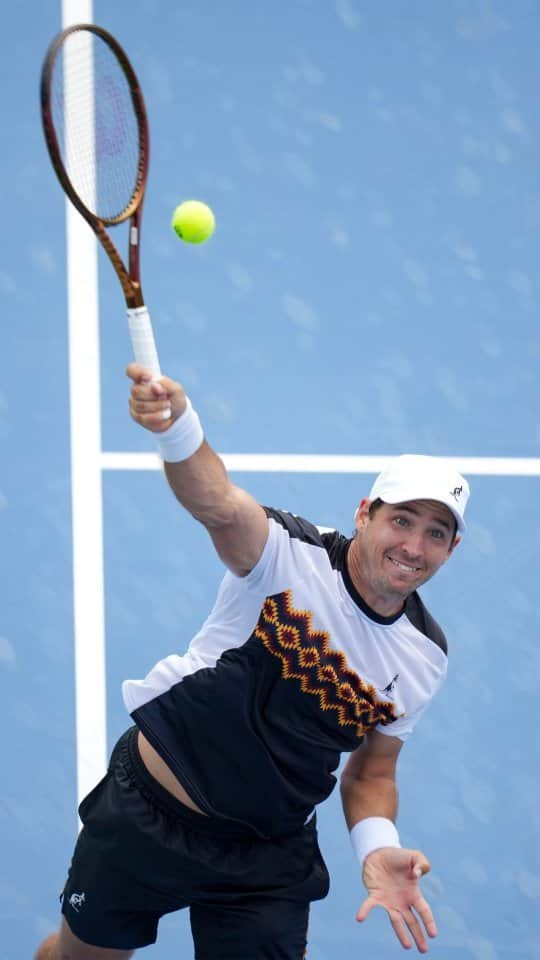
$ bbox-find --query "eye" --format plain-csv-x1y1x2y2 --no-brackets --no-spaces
430,529,445,540
393,516,409,527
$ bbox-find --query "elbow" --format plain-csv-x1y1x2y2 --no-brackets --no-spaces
340,768,398,797
339,768,359,800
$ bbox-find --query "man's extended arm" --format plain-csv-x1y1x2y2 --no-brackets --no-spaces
126,363,268,577
341,730,437,954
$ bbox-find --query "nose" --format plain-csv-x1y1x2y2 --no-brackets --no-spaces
401,531,424,561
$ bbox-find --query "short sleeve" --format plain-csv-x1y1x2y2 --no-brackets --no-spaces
241,508,326,594
376,666,447,741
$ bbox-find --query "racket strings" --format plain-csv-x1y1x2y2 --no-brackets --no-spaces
51,31,142,222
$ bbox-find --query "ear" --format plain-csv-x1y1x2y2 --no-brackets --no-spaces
448,534,461,556
354,498,372,532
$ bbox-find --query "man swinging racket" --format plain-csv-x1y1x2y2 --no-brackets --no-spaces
36,364,469,960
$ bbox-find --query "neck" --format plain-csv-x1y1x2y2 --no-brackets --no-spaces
346,538,407,618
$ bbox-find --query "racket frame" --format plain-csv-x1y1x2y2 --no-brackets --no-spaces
40,22,149,309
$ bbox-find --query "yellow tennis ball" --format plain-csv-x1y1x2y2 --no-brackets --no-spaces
171,200,215,244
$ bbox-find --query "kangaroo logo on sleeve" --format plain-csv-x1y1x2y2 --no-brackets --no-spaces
68,892,86,913
379,674,399,699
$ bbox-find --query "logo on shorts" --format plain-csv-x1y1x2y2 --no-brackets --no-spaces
68,892,86,913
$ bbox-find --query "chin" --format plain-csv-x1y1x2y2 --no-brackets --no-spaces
388,575,421,596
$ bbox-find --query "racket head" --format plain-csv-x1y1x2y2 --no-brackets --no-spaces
40,23,149,229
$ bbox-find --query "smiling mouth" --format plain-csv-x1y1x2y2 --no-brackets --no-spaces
388,556,421,574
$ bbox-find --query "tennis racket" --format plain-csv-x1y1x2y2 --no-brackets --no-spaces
40,22,163,383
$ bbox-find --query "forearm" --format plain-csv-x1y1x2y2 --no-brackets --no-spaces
127,368,268,574
153,393,238,528
340,770,399,830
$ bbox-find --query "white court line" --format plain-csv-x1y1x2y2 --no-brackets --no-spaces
63,0,108,810
101,452,540,476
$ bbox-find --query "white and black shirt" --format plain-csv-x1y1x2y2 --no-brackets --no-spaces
123,508,448,838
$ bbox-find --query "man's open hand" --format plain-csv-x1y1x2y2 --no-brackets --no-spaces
357,847,437,953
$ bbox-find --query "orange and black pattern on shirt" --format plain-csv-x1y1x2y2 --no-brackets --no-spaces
255,590,400,737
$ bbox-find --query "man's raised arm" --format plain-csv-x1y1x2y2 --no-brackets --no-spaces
127,363,268,577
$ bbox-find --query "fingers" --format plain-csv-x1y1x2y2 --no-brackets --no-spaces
388,907,414,951
357,895,437,954
126,362,153,383
131,381,169,402
129,378,174,430
358,899,423,952
125,364,179,397
390,906,431,953
125,364,190,430
413,894,438,940
410,852,431,879
356,895,375,923
131,397,173,423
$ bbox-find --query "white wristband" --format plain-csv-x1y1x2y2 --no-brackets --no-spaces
157,397,204,463
350,817,401,869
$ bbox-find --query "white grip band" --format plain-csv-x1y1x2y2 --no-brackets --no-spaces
127,306,161,380
157,397,204,463
350,817,401,869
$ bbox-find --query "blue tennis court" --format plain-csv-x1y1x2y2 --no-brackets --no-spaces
2,2,540,957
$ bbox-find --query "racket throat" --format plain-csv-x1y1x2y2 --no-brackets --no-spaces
94,221,144,307
128,224,144,306
126,284,144,309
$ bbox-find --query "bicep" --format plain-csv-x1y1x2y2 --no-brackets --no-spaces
163,443,269,577
207,486,269,577
341,729,403,782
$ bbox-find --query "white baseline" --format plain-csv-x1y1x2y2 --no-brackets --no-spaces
101,452,540,476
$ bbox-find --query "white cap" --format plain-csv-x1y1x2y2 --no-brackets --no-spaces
369,454,470,532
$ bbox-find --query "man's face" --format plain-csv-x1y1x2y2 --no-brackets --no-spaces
351,498,460,614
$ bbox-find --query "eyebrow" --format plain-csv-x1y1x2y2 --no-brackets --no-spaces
391,503,452,533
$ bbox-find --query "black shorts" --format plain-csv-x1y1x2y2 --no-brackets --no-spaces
60,727,330,957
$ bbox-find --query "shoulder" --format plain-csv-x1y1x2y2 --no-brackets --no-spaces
243,507,350,592
404,592,448,656
263,507,348,557
263,506,325,544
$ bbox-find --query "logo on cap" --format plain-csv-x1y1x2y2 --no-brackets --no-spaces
450,485,463,502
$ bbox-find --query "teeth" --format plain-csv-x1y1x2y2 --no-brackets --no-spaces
389,557,419,573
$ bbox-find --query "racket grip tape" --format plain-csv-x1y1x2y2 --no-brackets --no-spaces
127,306,161,378
127,307,171,419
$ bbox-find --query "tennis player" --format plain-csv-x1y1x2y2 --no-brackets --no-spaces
35,365,470,960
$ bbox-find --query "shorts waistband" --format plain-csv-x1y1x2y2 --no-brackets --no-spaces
121,726,259,838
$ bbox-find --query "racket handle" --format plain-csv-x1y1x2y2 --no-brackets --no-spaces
127,306,171,420
127,306,162,380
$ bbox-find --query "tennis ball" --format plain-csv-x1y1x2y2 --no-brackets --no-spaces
171,200,215,244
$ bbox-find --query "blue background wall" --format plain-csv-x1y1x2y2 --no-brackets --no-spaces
2,3,540,958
